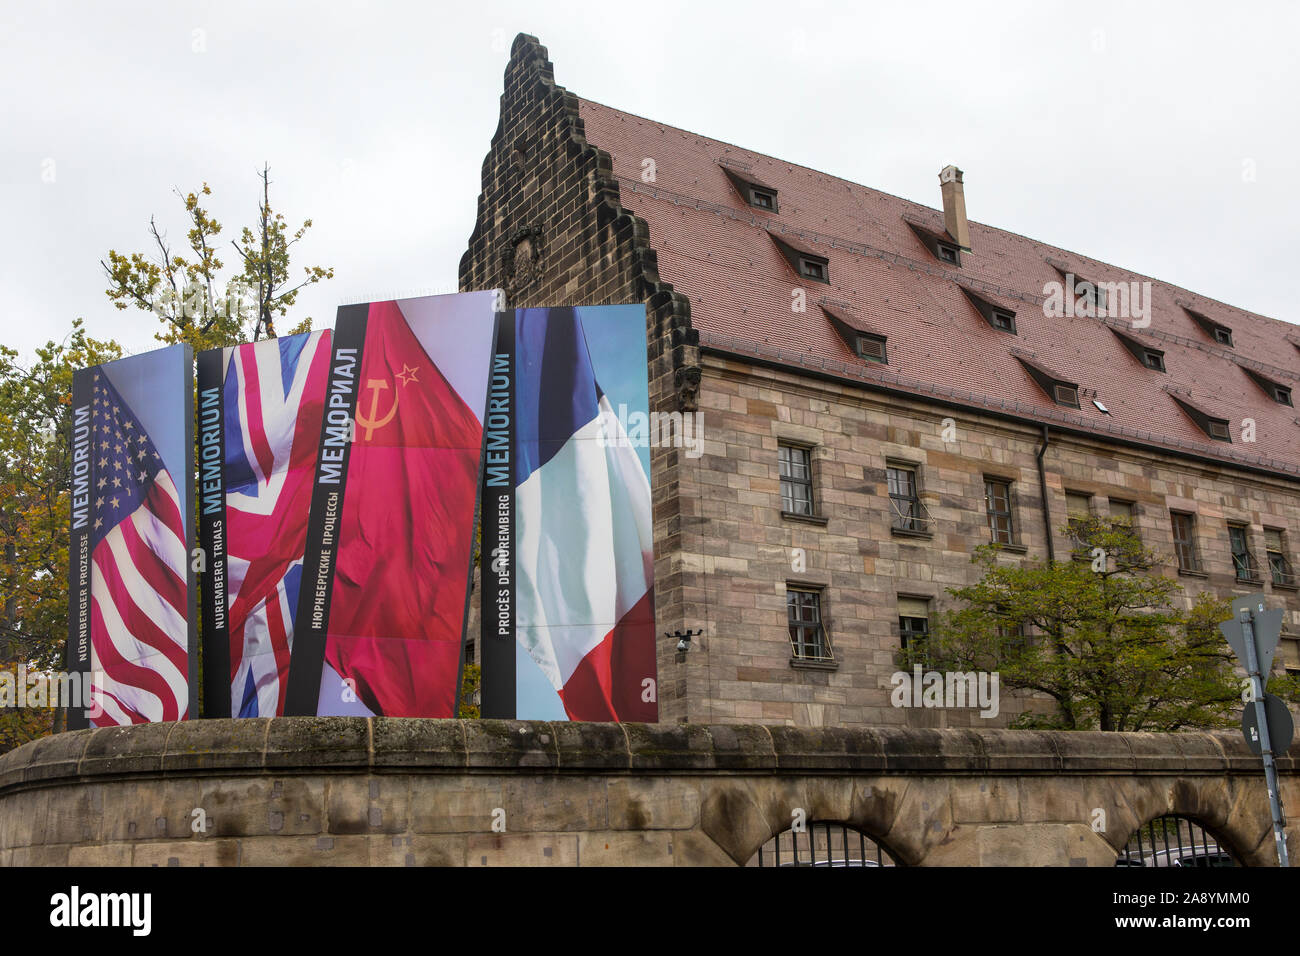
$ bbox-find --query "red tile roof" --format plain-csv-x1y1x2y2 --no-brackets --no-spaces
577,99,1300,478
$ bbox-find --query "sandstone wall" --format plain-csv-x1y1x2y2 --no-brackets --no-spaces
1,719,1294,867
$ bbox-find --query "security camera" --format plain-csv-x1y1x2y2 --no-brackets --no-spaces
669,628,699,658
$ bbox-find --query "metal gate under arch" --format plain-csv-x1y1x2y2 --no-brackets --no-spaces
1115,814,1237,867
751,821,897,867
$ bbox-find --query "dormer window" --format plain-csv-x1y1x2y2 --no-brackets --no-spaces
905,220,962,267
1184,307,1233,348
1046,262,1109,316
1054,383,1080,407
1076,278,1101,306
960,287,1016,334
1072,275,1107,313
1110,326,1165,373
856,333,887,363
800,257,827,282
821,304,885,365
771,234,830,285
1013,353,1078,408
1170,392,1232,443
1243,367,1294,406
721,166,779,213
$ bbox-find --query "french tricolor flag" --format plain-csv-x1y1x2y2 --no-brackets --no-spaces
513,307,658,722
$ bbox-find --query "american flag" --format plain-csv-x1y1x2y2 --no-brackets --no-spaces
223,331,331,717
87,372,190,726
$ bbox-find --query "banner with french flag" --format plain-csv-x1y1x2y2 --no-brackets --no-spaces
481,305,657,722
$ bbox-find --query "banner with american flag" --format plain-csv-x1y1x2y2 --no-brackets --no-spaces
66,345,196,729
197,331,332,717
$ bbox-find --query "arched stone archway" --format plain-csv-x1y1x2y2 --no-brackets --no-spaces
700,777,919,866
1078,770,1286,866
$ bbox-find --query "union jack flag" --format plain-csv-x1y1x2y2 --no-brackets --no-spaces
87,373,189,726
223,331,331,716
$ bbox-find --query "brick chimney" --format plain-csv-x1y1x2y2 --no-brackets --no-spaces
939,165,970,251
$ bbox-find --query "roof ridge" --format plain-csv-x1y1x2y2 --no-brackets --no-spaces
620,172,1299,384
580,96,1298,333
617,174,1045,309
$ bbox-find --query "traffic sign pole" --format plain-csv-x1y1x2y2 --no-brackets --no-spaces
1239,607,1291,867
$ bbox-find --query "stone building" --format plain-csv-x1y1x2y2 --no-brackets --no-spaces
460,34,1300,730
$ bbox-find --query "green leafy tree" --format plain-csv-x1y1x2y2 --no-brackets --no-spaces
97,167,334,718
0,321,122,752
905,515,1295,732
458,663,481,719
0,168,333,752
102,165,333,352
0,662,53,754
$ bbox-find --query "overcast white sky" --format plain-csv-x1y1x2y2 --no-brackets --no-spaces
2,0,1296,363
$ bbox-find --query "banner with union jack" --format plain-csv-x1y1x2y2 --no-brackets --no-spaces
196,331,332,717
66,345,196,728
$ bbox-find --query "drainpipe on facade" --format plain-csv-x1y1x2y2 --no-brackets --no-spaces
1037,424,1055,563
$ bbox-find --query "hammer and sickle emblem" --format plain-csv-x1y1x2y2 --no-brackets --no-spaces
355,378,398,440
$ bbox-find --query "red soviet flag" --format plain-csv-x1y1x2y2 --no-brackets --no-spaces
324,300,481,716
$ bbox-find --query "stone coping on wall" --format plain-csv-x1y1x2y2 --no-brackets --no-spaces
1,719,1292,792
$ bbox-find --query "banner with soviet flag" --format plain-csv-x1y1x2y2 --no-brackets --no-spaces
479,304,658,722
285,291,499,717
